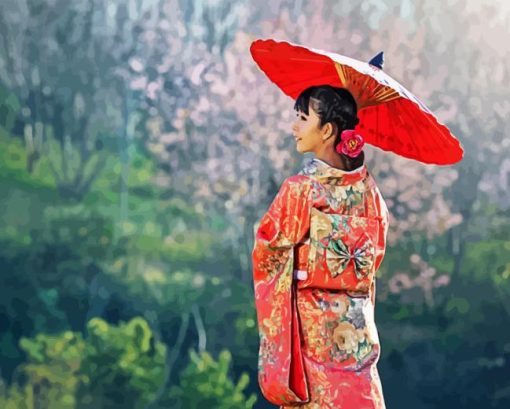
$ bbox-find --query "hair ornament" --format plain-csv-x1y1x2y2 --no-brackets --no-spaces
336,129,365,158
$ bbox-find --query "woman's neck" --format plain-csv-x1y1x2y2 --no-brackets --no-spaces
313,157,364,173
314,154,347,171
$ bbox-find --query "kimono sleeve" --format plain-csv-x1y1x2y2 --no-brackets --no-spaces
374,188,390,273
251,175,312,405
371,187,390,305
255,175,313,251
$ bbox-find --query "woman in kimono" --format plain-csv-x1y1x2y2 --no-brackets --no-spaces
252,85,390,409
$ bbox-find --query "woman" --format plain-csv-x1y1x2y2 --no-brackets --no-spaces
252,85,390,409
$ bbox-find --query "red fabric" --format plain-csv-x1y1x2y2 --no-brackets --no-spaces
252,159,389,408
290,283,307,401
253,175,312,405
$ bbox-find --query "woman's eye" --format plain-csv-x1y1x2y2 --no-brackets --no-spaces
300,115,307,120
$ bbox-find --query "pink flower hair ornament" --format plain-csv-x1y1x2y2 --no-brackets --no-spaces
336,129,365,158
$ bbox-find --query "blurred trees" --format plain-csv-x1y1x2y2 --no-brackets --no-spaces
164,349,256,409
0,0,509,408
0,317,165,409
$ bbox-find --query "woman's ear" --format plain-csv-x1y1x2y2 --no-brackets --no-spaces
321,122,335,142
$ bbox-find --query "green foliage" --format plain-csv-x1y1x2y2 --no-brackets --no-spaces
1,329,255,409
0,1,509,408
0,84,20,134
0,379,33,409
377,226,510,408
0,317,166,409
18,331,86,408
166,349,257,409
462,239,510,286
79,317,166,409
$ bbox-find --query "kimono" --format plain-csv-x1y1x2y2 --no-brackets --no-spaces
252,158,390,409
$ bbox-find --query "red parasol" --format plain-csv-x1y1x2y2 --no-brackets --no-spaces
250,38,464,165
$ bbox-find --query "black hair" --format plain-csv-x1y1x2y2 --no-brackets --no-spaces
294,85,364,170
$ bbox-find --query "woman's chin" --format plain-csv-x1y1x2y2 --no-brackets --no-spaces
296,146,309,154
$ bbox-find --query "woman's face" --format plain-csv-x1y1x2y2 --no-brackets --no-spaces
291,101,327,154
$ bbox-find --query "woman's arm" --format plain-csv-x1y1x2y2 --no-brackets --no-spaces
254,175,313,251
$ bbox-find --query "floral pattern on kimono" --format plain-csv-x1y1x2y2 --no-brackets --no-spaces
252,158,389,409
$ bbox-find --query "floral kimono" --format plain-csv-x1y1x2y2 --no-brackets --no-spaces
252,158,390,409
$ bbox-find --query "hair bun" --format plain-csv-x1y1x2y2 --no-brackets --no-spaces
346,116,359,129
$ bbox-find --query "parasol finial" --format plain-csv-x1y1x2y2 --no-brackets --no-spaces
368,51,384,69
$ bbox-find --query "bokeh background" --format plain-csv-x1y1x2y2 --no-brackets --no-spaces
0,0,509,408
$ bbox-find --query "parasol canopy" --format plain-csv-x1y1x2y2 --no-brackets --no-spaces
250,38,464,165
